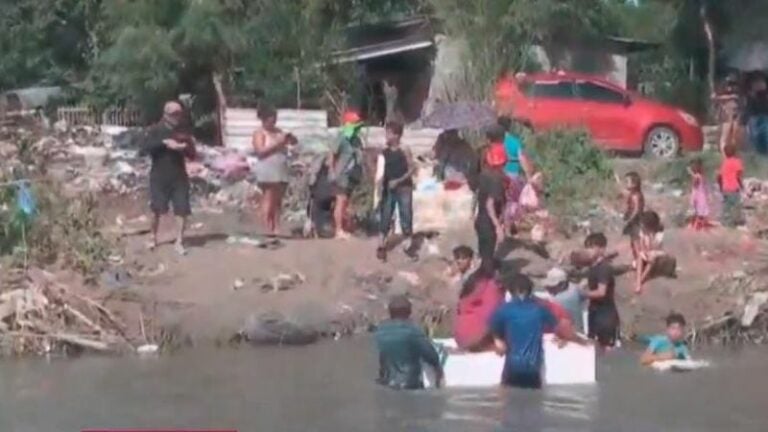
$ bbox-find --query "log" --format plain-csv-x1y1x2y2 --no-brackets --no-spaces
63,304,106,335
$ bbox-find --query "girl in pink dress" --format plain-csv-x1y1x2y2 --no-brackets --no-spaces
688,158,712,231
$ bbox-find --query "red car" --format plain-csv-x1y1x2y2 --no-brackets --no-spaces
505,72,703,158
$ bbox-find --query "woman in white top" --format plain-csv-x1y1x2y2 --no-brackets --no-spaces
252,106,296,236
635,210,666,294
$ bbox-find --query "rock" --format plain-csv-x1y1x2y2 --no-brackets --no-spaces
233,278,245,291
241,311,319,346
741,292,768,327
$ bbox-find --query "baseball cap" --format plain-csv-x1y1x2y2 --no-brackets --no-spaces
542,267,567,287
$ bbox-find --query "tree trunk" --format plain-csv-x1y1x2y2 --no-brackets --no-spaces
700,3,716,118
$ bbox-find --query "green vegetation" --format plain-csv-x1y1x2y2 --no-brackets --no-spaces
525,129,615,227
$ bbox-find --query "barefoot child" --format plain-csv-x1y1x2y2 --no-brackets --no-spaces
445,245,478,287
717,144,744,227
688,158,711,230
635,210,666,294
640,313,691,366
621,172,645,268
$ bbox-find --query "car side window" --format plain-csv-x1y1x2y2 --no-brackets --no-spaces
576,82,626,104
530,82,576,100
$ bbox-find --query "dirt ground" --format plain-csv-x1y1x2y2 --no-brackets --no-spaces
93,169,765,349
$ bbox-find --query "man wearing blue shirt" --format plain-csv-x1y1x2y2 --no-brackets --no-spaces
490,274,559,389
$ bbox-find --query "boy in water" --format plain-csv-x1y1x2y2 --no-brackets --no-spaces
490,274,583,389
640,313,691,366
580,233,621,349
375,295,444,390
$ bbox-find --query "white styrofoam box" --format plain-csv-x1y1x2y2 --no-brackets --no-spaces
425,336,596,388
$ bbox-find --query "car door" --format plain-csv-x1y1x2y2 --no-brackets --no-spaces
523,80,581,131
575,81,634,150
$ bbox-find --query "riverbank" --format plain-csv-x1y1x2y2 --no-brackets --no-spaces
96,183,766,351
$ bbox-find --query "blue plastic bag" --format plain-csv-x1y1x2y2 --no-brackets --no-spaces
16,182,37,218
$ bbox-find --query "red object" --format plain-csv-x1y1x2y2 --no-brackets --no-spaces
454,278,505,350
719,156,743,193
485,143,508,168
342,110,362,124
502,71,704,154
537,298,569,334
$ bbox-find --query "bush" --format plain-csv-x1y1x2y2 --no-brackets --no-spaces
524,129,614,227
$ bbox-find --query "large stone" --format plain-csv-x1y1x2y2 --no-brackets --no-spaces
241,311,319,346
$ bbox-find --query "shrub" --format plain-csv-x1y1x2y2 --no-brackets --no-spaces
524,129,615,227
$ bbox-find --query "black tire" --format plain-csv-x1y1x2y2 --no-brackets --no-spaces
644,126,680,159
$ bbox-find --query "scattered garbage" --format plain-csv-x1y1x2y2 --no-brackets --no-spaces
226,235,283,250
257,272,306,292
0,268,132,355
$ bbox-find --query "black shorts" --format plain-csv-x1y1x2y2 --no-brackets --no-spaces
588,312,619,347
150,177,191,216
502,371,542,389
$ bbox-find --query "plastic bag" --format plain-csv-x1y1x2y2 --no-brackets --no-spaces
16,182,37,218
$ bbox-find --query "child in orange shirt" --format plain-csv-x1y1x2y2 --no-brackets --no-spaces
717,145,744,227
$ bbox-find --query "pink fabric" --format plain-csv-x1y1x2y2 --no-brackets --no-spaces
212,153,250,182
690,173,710,217
454,278,505,350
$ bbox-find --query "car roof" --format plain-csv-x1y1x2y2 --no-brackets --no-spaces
520,71,624,91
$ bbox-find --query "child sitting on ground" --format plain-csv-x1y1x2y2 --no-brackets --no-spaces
688,158,712,230
640,313,691,366
621,172,645,269
717,144,744,227
635,210,670,294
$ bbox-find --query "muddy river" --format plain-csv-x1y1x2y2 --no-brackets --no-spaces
1,340,767,432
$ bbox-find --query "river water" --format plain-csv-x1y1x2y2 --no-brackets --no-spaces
1,340,767,432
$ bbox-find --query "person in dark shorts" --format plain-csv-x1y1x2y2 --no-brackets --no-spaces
491,273,581,389
376,120,417,261
141,101,195,255
580,233,620,348
474,126,508,263
374,295,444,390
328,110,364,239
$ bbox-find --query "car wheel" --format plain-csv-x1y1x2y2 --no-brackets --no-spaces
644,126,680,159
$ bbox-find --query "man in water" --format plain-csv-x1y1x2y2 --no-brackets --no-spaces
374,295,444,389
640,313,691,366
542,267,586,334
141,101,195,255
490,274,581,389
580,233,620,348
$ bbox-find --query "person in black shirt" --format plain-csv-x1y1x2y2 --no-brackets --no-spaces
141,101,195,255
580,232,620,348
474,126,508,263
376,121,417,261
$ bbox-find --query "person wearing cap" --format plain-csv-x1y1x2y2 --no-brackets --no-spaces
542,267,587,334
328,110,364,239
374,295,444,390
141,100,196,255
473,126,508,263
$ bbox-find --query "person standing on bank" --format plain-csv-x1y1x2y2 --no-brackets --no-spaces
474,127,508,263
142,101,195,255
376,121,417,261
329,111,365,239
252,106,297,236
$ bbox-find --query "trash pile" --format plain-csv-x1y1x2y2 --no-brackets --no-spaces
0,122,329,224
689,270,768,346
0,268,133,355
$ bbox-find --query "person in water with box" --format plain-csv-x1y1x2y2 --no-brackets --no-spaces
640,313,691,366
374,295,444,390
490,274,583,389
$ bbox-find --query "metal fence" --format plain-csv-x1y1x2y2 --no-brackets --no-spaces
56,105,144,127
